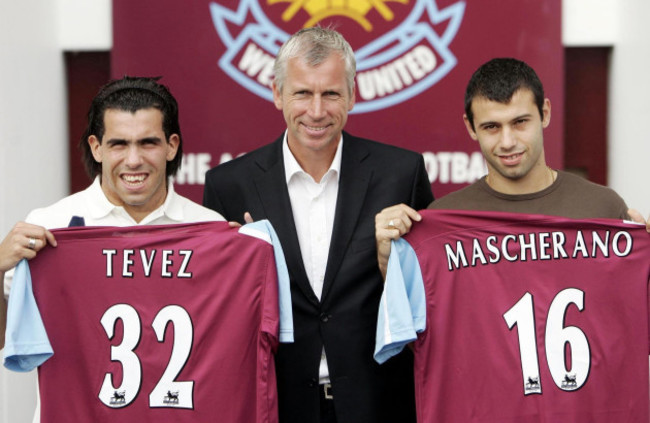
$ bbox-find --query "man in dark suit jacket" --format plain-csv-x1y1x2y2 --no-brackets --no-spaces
203,27,433,423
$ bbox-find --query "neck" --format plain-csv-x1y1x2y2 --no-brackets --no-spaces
287,137,340,183
100,178,168,223
123,205,160,223
297,155,334,183
486,164,556,195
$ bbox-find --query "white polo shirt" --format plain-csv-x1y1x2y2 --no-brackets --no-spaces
4,176,224,296
3,176,224,423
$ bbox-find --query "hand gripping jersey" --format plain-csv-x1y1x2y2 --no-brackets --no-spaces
375,210,650,423
3,221,293,423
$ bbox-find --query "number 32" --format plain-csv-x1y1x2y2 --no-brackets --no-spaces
97,304,194,409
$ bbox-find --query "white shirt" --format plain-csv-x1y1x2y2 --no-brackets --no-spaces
2,176,224,423
4,176,224,297
282,131,342,383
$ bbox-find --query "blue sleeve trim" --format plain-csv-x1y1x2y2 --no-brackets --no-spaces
3,260,53,372
374,239,426,364
243,220,294,343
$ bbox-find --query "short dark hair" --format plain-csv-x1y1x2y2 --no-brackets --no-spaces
464,58,545,131
80,76,183,179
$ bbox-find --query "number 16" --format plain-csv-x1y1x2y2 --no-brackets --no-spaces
503,288,591,395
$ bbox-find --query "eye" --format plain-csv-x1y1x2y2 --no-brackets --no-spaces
107,140,127,148
140,138,162,147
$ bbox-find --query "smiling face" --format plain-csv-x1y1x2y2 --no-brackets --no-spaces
88,108,179,222
464,88,552,194
272,53,355,173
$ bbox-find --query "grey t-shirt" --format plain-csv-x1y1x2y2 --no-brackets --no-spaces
429,170,629,220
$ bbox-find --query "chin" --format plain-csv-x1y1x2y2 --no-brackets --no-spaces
121,196,150,207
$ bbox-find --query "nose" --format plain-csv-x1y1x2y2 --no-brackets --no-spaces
308,95,326,119
125,145,144,168
500,127,517,149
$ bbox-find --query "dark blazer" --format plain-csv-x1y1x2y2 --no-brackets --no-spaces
203,132,434,423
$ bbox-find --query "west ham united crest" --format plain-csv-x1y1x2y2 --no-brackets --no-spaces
209,0,465,112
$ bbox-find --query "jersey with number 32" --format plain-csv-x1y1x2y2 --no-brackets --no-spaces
375,210,650,423
4,221,292,423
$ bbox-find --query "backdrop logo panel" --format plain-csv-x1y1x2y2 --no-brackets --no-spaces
210,0,464,112
111,0,563,202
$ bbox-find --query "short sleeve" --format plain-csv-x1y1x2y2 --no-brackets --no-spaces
239,220,294,343
3,259,53,372
374,239,426,364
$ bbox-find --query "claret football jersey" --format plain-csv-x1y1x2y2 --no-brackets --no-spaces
4,220,292,423
375,209,650,423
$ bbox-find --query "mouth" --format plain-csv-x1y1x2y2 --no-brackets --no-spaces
498,152,524,165
302,123,330,135
121,173,147,187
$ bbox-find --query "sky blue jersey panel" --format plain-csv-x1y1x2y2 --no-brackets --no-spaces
240,219,294,343
374,239,426,364
3,259,53,372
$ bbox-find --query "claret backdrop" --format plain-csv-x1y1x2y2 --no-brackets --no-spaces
112,0,563,202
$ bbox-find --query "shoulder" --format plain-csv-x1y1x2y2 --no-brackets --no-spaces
558,171,626,201
559,171,613,190
345,133,422,158
429,180,485,210
556,171,628,216
25,186,95,229
343,133,425,171
174,194,226,222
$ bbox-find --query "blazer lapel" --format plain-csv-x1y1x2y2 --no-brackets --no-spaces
321,133,372,302
254,138,320,306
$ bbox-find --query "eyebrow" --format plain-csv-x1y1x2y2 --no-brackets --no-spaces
105,136,163,145
510,113,533,122
477,113,533,129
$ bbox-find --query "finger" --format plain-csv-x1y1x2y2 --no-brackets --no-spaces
386,214,414,234
394,206,419,226
16,224,56,250
244,212,254,224
44,229,57,248
398,204,422,222
26,236,39,251
376,204,409,224
24,235,48,252
386,218,405,234
16,222,48,237
22,248,37,261
627,208,645,224
228,221,242,228
409,209,423,222
377,226,403,242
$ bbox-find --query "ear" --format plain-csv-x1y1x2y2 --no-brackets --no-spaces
88,135,103,162
272,81,283,111
463,114,478,141
541,98,551,128
166,134,180,161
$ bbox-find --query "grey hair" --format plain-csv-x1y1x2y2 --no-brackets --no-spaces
273,27,356,95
